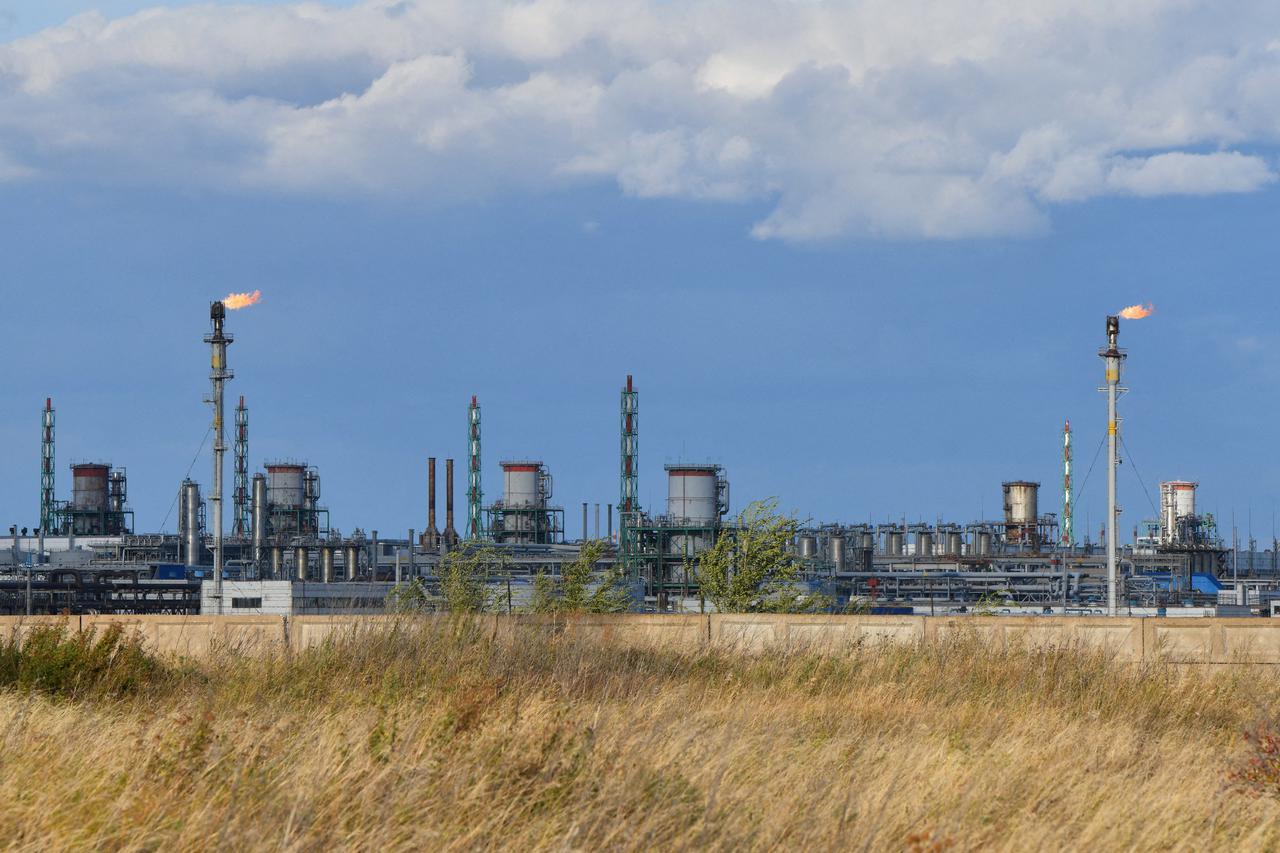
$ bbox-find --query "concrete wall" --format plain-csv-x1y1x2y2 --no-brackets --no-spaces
2,614,1280,664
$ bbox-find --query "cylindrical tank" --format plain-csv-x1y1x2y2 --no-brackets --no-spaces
251,474,267,565
946,532,962,556
666,465,720,523
860,530,875,550
797,534,817,558
916,531,933,556
1160,480,1198,543
830,534,845,571
71,464,110,512
1002,481,1040,547
976,530,993,555
294,546,308,581
267,464,306,509
270,546,283,579
181,480,202,568
320,547,334,583
345,544,359,580
886,530,904,555
502,462,543,508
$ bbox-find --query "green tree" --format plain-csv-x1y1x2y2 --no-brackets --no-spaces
696,499,809,613
439,545,507,613
386,577,433,613
531,540,633,614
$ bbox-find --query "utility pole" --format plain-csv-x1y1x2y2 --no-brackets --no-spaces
1099,315,1125,616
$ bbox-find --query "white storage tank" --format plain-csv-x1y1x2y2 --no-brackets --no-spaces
72,463,110,512
501,461,546,508
1159,480,1198,544
1002,481,1040,548
267,463,306,509
666,465,722,523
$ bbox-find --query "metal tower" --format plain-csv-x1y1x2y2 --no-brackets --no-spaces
204,301,234,614
467,396,484,539
619,375,639,570
233,396,249,537
40,398,55,533
1099,315,1126,616
1062,419,1073,548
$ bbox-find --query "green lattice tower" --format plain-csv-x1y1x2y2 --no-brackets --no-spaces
619,375,639,575
40,398,55,532
467,395,485,539
233,396,250,537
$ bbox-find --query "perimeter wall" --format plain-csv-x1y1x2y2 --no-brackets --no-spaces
4,613,1280,665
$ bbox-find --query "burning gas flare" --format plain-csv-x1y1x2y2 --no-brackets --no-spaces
1118,302,1154,320
223,290,262,310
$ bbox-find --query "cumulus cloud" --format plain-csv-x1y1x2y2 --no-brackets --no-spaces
1,0,1280,239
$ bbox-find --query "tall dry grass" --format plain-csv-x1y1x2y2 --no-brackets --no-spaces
0,620,1276,850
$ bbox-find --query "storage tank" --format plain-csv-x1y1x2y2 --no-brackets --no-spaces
915,530,933,556
1002,481,1040,548
266,463,306,509
71,464,110,512
666,465,721,523
320,547,334,583
797,534,817,558
179,479,202,568
885,529,904,555
501,461,545,508
830,534,845,571
1160,481,1197,544
976,530,993,555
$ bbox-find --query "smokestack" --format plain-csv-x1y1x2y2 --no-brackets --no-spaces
1099,314,1125,616
424,457,439,549
204,300,233,614
444,458,458,546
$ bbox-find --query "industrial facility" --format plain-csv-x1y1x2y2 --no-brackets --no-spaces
1,303,1276,617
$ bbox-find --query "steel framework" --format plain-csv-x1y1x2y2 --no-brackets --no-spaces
467,396,484,539
40,399,55,532
233,396,249,537
619,375,640,577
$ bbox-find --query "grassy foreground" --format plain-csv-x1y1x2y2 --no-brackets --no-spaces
0,622,1278,850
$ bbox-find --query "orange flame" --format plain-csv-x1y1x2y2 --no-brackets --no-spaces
223,290,262,310
1118,302,1154,320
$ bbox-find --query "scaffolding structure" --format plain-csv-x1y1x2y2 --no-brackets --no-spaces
1062,419,1073,548
233,396,249,537
40,399,55,533
467,396,484,539
619,375,640,577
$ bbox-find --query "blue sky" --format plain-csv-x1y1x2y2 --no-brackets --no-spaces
2,1,1280,544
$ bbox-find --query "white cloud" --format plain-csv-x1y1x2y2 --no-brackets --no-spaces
1,0,1280,240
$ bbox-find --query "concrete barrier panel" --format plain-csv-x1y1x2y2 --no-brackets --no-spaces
1146,621,1215,662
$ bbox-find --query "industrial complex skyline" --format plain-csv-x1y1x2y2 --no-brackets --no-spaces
3,3,1280,544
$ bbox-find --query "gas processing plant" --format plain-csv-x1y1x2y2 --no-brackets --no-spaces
1,298,1277,617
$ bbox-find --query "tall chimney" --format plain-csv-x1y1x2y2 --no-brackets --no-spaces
444,458,458,546
423,457,439,549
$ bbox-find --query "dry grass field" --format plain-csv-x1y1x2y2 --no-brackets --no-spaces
0,620,1278,851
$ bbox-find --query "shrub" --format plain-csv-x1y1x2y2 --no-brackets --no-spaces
0,623,164,699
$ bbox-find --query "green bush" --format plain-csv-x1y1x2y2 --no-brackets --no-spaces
0,623,165,699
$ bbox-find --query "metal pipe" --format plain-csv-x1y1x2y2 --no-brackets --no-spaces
582,502,588,541
182,480,201,568
444,461,457,545
426,457,438,548
270,546,283,579
607,504,613,540
1100,315,1124,617
251,473,267,574
407,529,415,578
345,543,358,581
295,546,308,581
370,530,379,581
204,300,233,614
595,503,600,539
